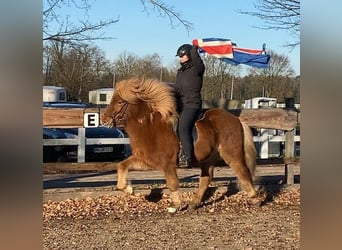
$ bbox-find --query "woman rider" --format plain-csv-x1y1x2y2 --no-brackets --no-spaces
174,44,205,168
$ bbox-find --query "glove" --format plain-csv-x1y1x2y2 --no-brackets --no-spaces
191,45,200,56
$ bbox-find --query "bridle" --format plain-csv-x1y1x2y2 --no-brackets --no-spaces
103,101,128,128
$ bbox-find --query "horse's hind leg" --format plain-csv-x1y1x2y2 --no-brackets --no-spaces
190,165,214,209
228,160,262,205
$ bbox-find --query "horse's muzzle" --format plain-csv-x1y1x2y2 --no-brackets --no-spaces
102,102,128,128
101,115,114,128
101,115,126,128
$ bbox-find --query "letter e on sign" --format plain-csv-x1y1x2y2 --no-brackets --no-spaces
84,113,99,127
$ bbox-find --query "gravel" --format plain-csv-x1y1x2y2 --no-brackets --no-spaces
43,187,300,249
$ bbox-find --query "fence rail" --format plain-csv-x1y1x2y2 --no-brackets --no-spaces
43,107,300,162
43,127,300,162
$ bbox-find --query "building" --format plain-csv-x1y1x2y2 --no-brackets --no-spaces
88,88,114,107
43,86,67,102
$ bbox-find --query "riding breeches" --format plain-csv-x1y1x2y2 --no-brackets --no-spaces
177,107,201,160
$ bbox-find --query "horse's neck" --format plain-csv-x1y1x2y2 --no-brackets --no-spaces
125,103,151,133
127,101,150,120
125,104,177,139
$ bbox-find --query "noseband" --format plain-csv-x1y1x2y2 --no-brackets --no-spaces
104,101,128,128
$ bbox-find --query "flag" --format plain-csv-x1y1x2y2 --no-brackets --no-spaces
192,38,271,68
192,38,234,59
222,46,271,68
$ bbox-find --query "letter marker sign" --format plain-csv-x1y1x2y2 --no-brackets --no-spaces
84,113,99,127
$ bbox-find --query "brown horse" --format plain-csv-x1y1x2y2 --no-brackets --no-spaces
102,77,262,209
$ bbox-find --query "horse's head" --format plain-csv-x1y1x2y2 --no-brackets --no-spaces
101,95,128,128
101,77,178,128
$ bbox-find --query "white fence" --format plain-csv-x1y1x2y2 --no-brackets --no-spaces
43,127,300,163
253,129,300,159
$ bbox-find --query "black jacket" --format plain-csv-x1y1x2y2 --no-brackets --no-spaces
175,46,205,110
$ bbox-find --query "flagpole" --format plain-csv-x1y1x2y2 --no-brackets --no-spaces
160,56,163,82
112,70,116,89
230,76,234,99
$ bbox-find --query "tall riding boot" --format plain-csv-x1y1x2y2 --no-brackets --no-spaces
178,154,198,168
178,152,188,168
186,154,198,168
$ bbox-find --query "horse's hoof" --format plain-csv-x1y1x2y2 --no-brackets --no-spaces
170,191,183,210
189,196,202,210
166,204,187,214
176,202,189,211
189,201,200,210
247,192,266,207
116,185,134,194
124,185,134,194
247,197,262,207
167,202,187,213
168,201,188,212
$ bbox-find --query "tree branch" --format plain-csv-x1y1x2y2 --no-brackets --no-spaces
43,19,119,43
238,0,300,49
141,0,194,32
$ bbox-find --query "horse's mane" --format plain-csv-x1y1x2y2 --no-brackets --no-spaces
114,78,178,126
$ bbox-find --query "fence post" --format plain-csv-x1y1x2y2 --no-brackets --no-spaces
260,129,269,159
285,129,295,159
285,163,294,185
77,128,86,163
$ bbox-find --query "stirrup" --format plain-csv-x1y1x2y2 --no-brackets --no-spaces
178,154,188,168
178,154,198,168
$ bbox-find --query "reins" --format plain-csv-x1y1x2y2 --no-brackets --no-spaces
111,101,128,127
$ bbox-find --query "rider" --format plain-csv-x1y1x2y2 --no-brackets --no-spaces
174,43,205,168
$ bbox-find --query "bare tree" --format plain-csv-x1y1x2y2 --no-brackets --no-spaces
113,52,141,81
43,0,193,44
201,55,241,101
247,50,296,99
140,0,193,32
44,42,112,101
43,0,119,43
113,52,166,81
239,0,300,49
249,50,295,77
136,54,163,78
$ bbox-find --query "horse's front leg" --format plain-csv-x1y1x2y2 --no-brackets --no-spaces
163,164,183,209
190,165,214,209
116,158,134,194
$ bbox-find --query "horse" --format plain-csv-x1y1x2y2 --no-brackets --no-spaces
101,77,263,209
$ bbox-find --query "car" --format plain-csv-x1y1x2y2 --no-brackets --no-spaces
43,101,96,108
43,127,73,162
43,102,130,162
43,127,129,162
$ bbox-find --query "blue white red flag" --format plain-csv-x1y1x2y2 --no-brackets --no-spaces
192,38,234,59
192,38,271,68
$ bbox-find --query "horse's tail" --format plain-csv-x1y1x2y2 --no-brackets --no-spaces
241,122,257,180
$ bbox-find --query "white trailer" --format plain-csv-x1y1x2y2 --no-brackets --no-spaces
243,97,277,109
43,86,67,102
243,97,280,159
89,88,114,106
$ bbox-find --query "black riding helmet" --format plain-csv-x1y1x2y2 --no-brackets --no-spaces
176,44,192,57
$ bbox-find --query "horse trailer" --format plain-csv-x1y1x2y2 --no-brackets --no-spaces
89,88,114,107
243,97,280,159
243,97,277,109
43,86,67,102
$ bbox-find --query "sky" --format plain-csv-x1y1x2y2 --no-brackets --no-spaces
45,0,300,76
